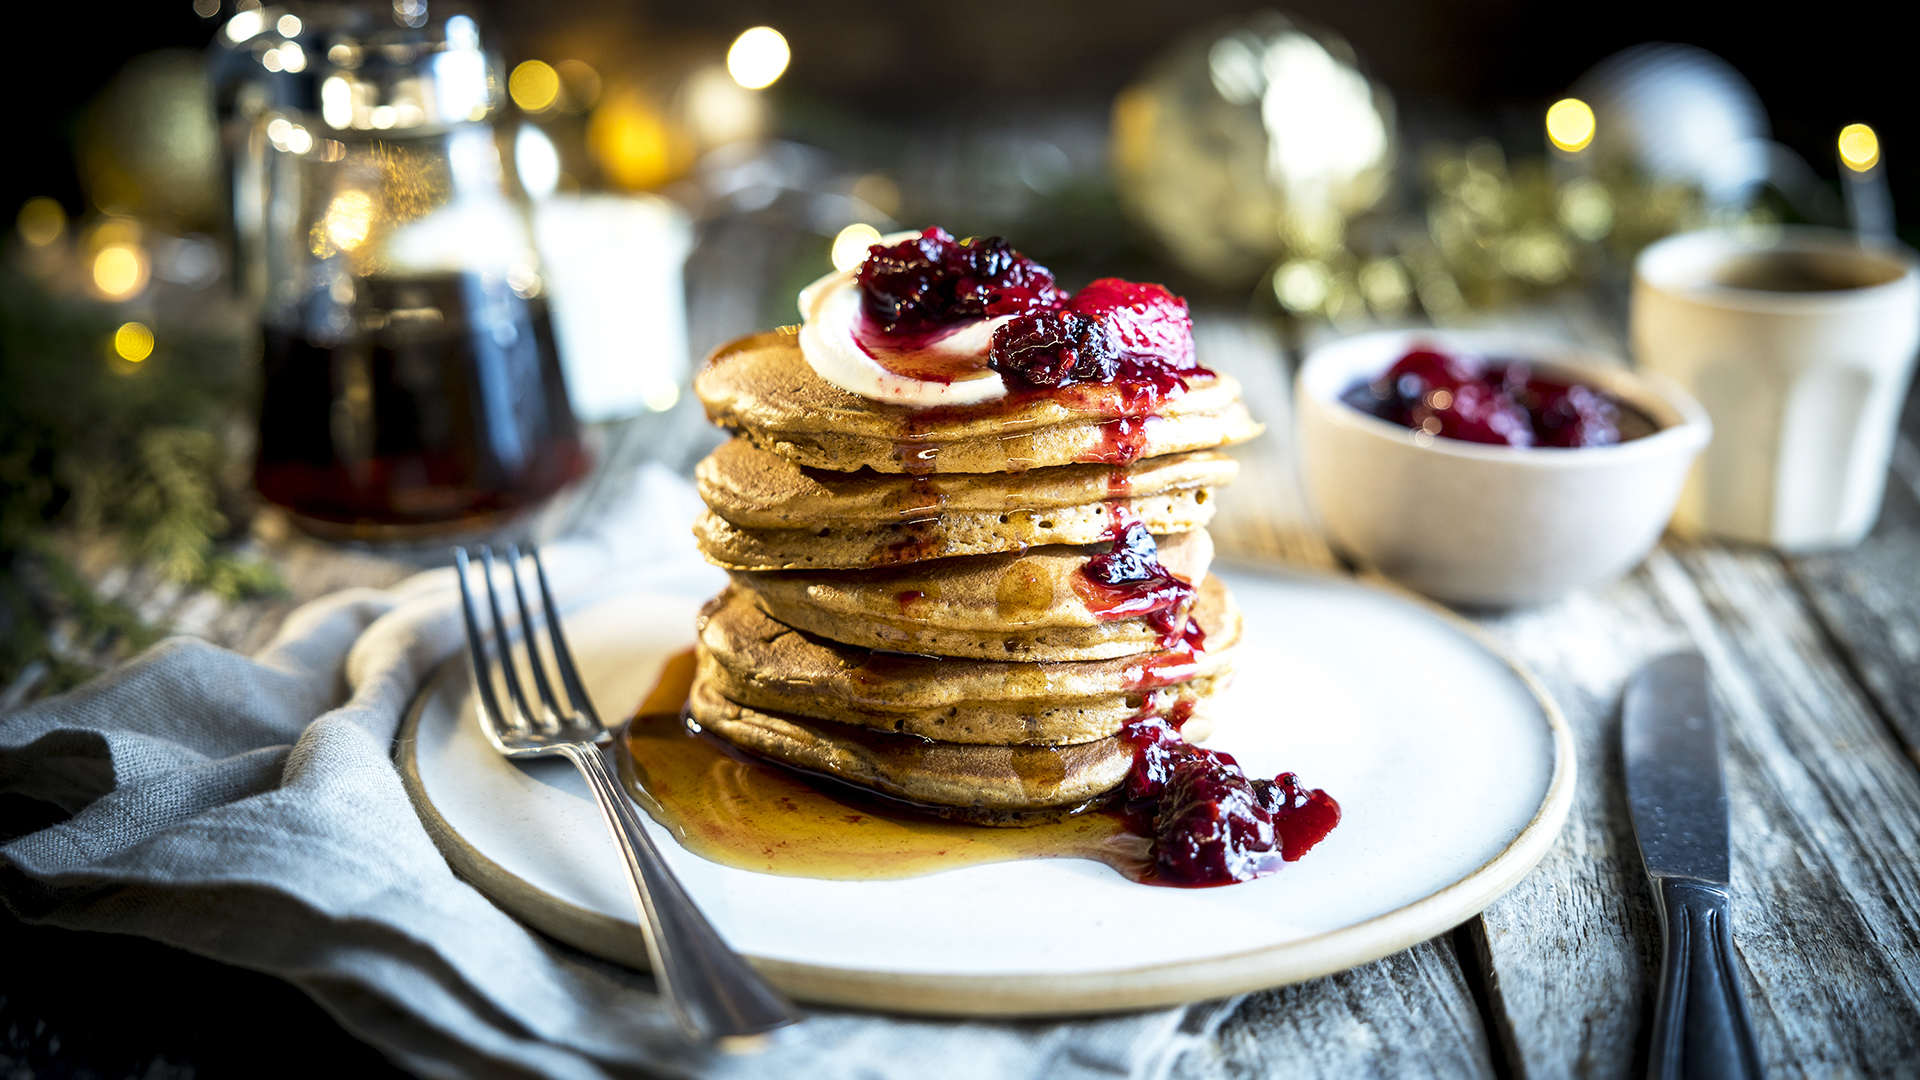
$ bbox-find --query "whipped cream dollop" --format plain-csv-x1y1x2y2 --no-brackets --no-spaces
798,263,1012,407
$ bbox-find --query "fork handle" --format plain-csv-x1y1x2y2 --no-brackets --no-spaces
557,742,803,1043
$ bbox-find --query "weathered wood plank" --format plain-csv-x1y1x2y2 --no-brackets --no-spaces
1787,432,1920,766
1465,570,1685,1079
1169,936,1496,1080
1468,540,1920,1079
1654,543,1920,1076
1194,315,1338,571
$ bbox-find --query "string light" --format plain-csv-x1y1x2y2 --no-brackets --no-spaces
727,27,790,90
831,224,882,271
93,244,149,298
510,60,560,112
1546,98,1595,153
1838,123,1880,172
114,322,155,363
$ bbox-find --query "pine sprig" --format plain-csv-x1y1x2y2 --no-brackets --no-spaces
0,250,282,696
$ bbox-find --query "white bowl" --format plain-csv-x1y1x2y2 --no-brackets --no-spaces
1295,329,1712,606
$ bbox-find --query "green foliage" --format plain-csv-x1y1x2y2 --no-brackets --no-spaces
0,249,282,696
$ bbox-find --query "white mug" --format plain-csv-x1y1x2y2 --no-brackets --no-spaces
1631,227,1920,549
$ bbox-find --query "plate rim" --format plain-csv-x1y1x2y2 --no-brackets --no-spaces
395,564,1576,1017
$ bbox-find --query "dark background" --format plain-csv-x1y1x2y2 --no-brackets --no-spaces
8,0,1914,237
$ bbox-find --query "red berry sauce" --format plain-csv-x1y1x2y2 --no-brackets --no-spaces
1072,510,1196,641
1343,346,1658,448
1120,713,1341,885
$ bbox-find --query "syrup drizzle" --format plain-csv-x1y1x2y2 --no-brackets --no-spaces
620,650,1152,882
878,471,949,563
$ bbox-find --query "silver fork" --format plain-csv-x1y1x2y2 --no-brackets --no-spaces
452,543,803,1047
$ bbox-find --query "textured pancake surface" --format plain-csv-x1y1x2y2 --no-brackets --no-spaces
688,678,1134,813
696,576,1239,744
695,488,1218,571
733,528,1214,660
697,438,1238,529
694,331,1261,474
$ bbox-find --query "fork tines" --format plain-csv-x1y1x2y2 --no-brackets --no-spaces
453,544,604,743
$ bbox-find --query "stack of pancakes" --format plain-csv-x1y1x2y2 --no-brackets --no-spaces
687,328,1261,822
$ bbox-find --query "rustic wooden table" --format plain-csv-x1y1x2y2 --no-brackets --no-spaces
9,306,1918,1078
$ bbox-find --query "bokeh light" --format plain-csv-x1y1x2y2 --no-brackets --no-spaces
1546,98,1596,153
588,92,690,189
727,27,790,90
832,223,883,272
510,60,560,112
850,173,902,218
114,322,155,363
324,190,375,251
555,59,603,112
93,243,149,298
277,13,302,36
17,197,66,246
516,123,562,199
1838,123,1880,172
1274,260,1330,311
321,76,353,128
225,8,264,42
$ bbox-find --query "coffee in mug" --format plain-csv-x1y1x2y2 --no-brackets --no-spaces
1631,227,1920,549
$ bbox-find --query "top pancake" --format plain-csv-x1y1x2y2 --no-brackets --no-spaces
695,330,1261,474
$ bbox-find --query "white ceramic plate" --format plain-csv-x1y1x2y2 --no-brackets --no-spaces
399,564,1574,1016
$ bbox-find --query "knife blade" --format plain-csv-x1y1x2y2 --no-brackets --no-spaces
1623,651,1764,1080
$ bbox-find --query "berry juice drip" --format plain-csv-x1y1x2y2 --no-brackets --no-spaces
1072,508,1195,642
1127,617,1207,688
1117,716,1341,886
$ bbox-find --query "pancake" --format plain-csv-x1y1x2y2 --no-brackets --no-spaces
698,641,1226,750
732,529,1214,660
695,480,1220,570
696,576,1240,744
696,437,1238,531
695,491,1217,571
688,678,1139,816
694,330,1262,474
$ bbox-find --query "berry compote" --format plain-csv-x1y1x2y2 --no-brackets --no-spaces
1120,714,1340,885
1072,515,1196,641
1343,346,1658,448
991,278,1201,391
852,227,1209,395
857,227,1065,337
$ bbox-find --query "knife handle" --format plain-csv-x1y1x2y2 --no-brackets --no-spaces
1647,878,1765,1080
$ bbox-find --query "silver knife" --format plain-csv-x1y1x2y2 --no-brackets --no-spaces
1623,652,1765,1080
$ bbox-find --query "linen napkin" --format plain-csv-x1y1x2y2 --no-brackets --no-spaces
0,464,1238,1080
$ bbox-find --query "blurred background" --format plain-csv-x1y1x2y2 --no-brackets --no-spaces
1,0,1911,701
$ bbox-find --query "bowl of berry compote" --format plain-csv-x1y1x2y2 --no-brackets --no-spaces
1295,329,1711,606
